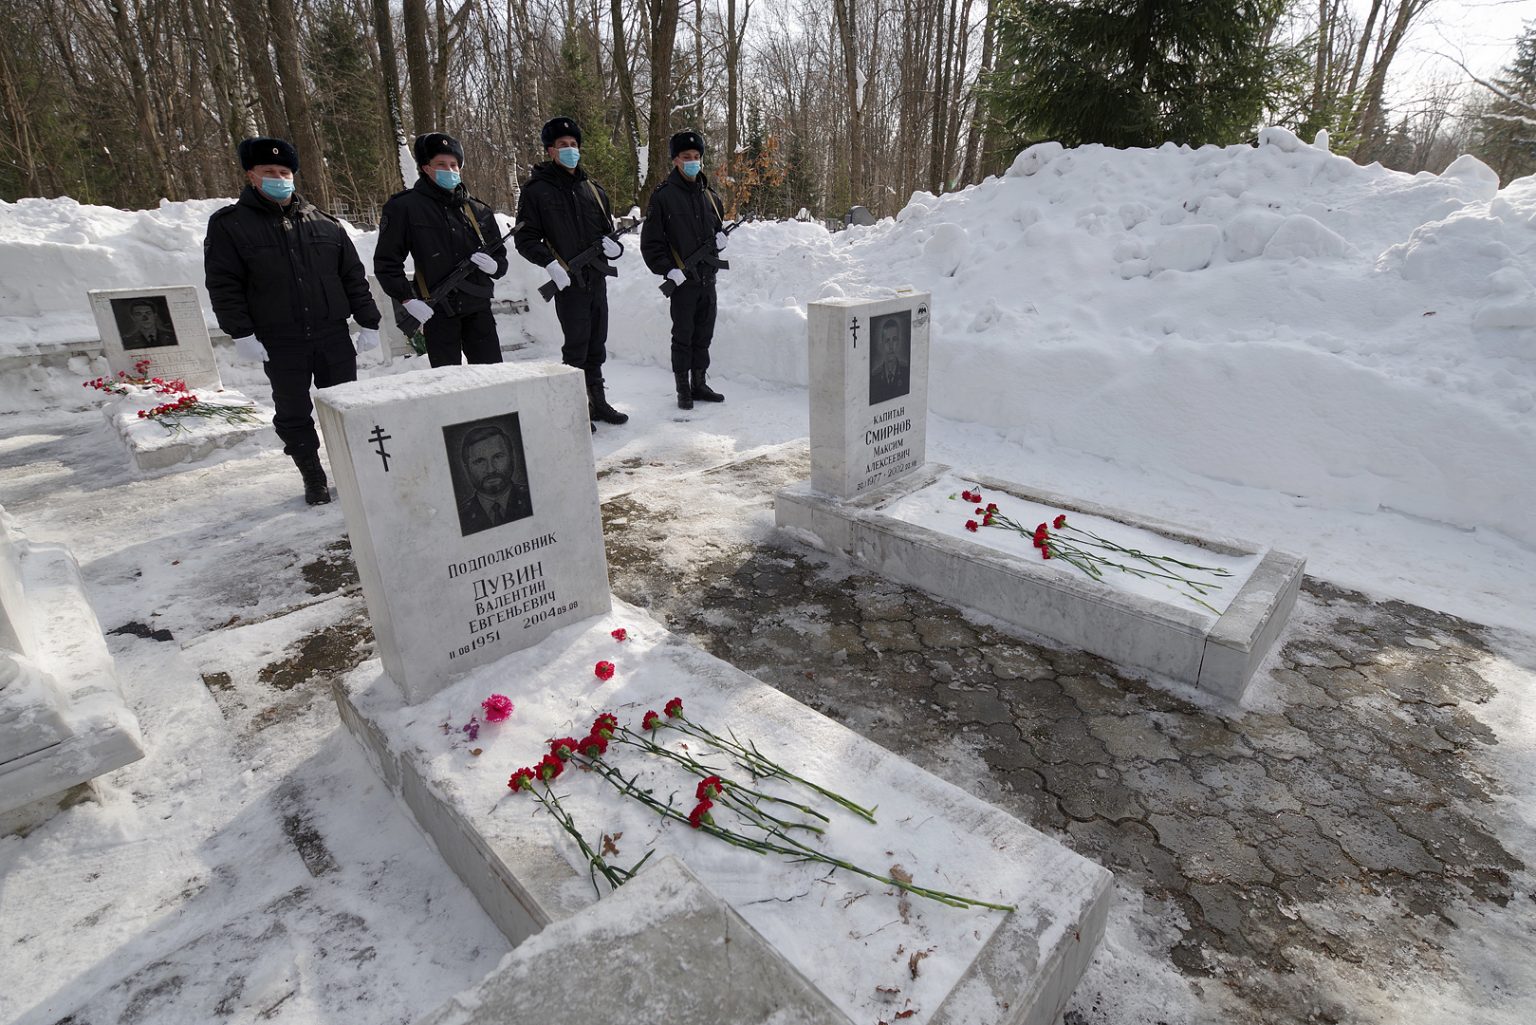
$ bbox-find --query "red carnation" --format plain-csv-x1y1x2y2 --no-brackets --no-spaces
549,737,580,761
688,798,714,829
1041,547,1052,560
611,628,628,642
480,693,514,723
986,503,998,514
664,697,684,718
535,753,564,781
696,775,725,800
965,520,979,532
508,767,535,792
974,507,985,515
591,712,619,739
983,513,995,526
578,734,608,757
1053,514,1068,529
594,660,615,681
641,710,662,731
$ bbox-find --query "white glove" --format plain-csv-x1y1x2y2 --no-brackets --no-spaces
545,260,571,291
601,236,622,259
666,268,686,287
469,252,497,273
355,327,380,352
403,298,434,324
715,231,728,253
232,335,269,363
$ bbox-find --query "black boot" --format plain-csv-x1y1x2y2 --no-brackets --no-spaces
587,381,629,425
292,450,331,505
690,369,724,402
674,372,693,410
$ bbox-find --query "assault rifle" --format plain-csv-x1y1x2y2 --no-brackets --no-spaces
394,220,520,339
537,222,640,302
659,215,751,297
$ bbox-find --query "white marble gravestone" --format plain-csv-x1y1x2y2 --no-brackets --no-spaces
315,364,611,704
88,286,222,389
808,293,931,499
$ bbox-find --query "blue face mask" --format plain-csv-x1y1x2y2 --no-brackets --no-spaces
259,176,294,201
433,168,462,190
682,160,702,178
557,147,580,169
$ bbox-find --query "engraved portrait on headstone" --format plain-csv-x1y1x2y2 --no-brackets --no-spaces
868,310,911,406
111,295,179,351
444,413,533,537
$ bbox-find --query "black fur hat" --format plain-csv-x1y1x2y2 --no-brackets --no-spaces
413,132,465,167
669,130,705,159
540,116,582,149
237,137,299,173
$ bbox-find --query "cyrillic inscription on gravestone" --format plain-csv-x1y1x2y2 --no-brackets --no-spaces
88,286,223,390
808,293,931,500
315,364,611,704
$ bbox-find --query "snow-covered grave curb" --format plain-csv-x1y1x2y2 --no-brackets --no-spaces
1,509,144,820
415,854,851,1025
336,597,1112,1025
776,464,1304,702
101,389,274,471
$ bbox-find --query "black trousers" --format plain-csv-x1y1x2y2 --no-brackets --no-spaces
424,308,501,368
553,279,608,385
669,279,717,373
262,323,356,455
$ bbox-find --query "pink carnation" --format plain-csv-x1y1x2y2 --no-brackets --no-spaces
481,694,514,722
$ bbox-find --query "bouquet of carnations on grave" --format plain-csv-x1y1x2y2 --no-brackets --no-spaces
83,359,261,433
505,697,1014,912
955,485,1233,613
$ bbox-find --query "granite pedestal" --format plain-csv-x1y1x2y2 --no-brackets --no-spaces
336,598,1112,1025
776,465,1304,701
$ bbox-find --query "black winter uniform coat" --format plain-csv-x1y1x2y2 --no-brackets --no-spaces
204,186,380,340
640,168,726,283
512,162,614,288
374,176,508,315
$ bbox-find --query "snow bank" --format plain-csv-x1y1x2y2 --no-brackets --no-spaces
2,136,1533,549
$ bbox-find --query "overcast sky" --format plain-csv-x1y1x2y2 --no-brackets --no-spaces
1362,0,1533,96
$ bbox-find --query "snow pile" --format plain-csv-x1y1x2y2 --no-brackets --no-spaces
2,131,1533,551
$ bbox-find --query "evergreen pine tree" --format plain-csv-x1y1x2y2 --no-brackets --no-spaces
1473,22,1536,183
984,0,1304,152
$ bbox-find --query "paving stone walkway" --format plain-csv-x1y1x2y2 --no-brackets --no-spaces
599,446,1530,1024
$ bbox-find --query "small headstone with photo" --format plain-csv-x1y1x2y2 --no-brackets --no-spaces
315,364,612,704
88,286,222,389
807,293,931,500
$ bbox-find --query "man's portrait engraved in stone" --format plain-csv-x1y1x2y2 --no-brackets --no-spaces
868,310,912,406
444,413,534,537
111,295,179,351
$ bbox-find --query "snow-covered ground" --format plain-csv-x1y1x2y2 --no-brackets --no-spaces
1,130,1534,1024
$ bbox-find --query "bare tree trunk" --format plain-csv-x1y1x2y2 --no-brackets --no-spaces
723,0,750,210
229,0,288,137
267,0,334,208
962,0,994,184
374,0,413,188
1344,0,1382,102
1353,0,1431,154
641,0,680,199
403,0,435,133
831,0,862,208
107,0,176,199
611,0,641,186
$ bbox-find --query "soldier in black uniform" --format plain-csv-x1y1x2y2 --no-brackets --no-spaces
203,136,381,505
374,132,508,368
513,116,629,427
640,129,729,410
